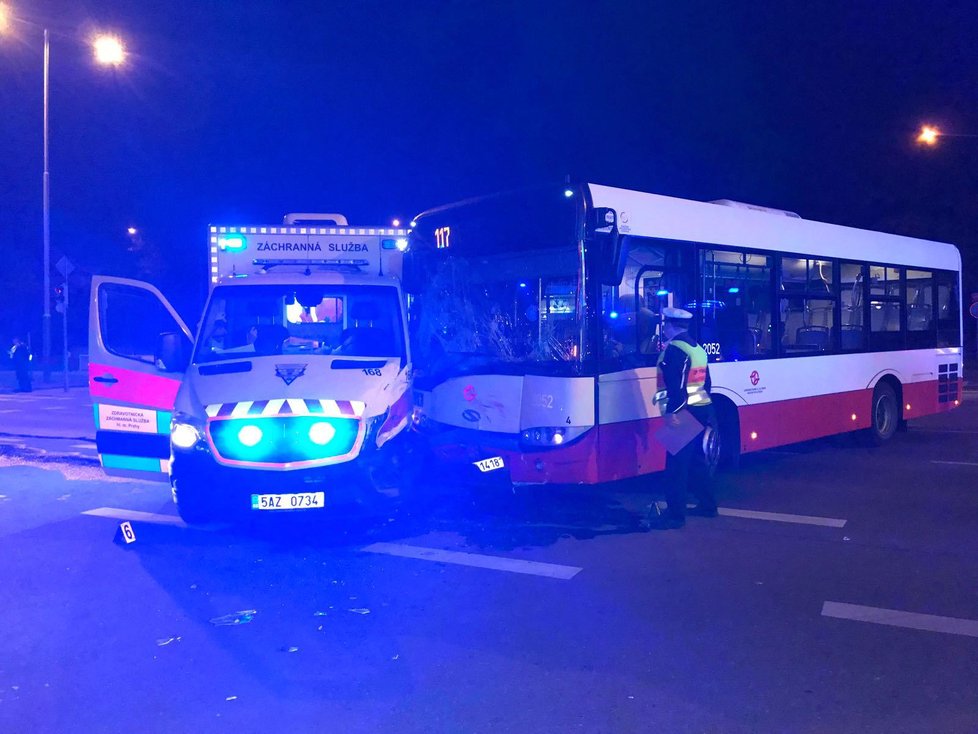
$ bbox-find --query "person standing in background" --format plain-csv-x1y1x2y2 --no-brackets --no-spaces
9,336,33,392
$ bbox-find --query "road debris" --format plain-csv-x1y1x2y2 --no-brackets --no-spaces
209,609,257,626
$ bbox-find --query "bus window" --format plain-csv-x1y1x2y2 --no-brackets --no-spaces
906,269,934,348
601,239,692,365
780,257,837,353
935,270,960,347
839,262,866,351
868,265,904,350
699,249,773,361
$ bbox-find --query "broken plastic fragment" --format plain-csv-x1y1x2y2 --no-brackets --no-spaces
313,611,328,617
281,646,299,653
225,696,237,701
348,608,371,615
156,636,182,646
209,610,257,626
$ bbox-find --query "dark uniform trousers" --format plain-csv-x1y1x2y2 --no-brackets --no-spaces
662,403,716,520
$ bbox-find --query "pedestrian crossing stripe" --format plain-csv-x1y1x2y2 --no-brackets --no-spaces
204,398,364,419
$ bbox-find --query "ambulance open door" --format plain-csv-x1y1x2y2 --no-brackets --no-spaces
88,276,193,480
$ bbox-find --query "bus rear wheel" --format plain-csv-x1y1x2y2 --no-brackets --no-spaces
866,381,899,445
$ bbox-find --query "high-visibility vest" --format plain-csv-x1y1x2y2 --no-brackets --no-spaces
655,337,712,409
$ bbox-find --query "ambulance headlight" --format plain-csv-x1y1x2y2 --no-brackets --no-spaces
171,422,202,449
237,425,263,447
308,421,336,446
519,425,591,448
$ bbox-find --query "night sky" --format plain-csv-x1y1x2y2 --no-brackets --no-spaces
1,0,976,345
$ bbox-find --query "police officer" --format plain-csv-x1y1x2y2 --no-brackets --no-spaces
9,336,33,393
645,307,718,530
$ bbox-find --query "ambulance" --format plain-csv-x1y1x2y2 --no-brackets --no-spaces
88,214,415,523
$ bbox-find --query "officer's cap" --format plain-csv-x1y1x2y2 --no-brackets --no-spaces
662,307,693,321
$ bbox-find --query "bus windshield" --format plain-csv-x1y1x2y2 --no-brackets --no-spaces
409,187,583,378
413,248,582,374
194,284,404,364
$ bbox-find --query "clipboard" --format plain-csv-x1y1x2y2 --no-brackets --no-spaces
653,409,704,455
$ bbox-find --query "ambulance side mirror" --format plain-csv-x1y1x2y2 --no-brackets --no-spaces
155,331,189,373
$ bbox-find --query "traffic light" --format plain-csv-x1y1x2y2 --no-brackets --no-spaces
54,284,65,314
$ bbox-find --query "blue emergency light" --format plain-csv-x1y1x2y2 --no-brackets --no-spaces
381,238,409,251
218,234,247,251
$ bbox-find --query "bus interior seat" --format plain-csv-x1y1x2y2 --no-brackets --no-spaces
796,326,830,350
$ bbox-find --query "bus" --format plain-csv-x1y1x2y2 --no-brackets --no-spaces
405,183,963,486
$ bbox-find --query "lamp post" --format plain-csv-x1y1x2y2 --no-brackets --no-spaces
3,6,125,377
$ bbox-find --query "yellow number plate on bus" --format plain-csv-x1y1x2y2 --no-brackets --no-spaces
250,492,325,511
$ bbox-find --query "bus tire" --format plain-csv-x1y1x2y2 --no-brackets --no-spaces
713,399,741,472
866,381,899,445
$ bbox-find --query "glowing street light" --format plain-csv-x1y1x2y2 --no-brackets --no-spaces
917,125,940,146
127,226,138,236
93,34,125,66
0,3,11,34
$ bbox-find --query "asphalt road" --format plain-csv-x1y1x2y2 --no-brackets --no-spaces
0,397,976,733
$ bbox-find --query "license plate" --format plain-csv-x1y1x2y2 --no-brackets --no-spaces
473,456,505,473
250,492,325,511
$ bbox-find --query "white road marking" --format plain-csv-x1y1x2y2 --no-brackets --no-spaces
70,443,96,450
717,507,847,528
931,460,978,467
822,601,978,638
912,428,978,435
82,507,186,527
362,542,583,579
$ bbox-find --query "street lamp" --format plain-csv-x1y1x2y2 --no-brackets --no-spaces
917,125,940,146
2,7,127,377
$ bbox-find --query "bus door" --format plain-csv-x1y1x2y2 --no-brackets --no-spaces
597,239,694,475
88,276,193,480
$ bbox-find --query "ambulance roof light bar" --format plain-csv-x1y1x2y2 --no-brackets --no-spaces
282,213,349,226
252,258,371,269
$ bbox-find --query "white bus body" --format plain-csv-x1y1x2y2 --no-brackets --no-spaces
407,184,962,485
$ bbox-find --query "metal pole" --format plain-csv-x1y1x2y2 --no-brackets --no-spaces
62,280,69,391
42,29,51,381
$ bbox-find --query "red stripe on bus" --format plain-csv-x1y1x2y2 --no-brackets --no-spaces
428,377,959,485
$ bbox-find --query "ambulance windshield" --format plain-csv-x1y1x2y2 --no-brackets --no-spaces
194,284,404,363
